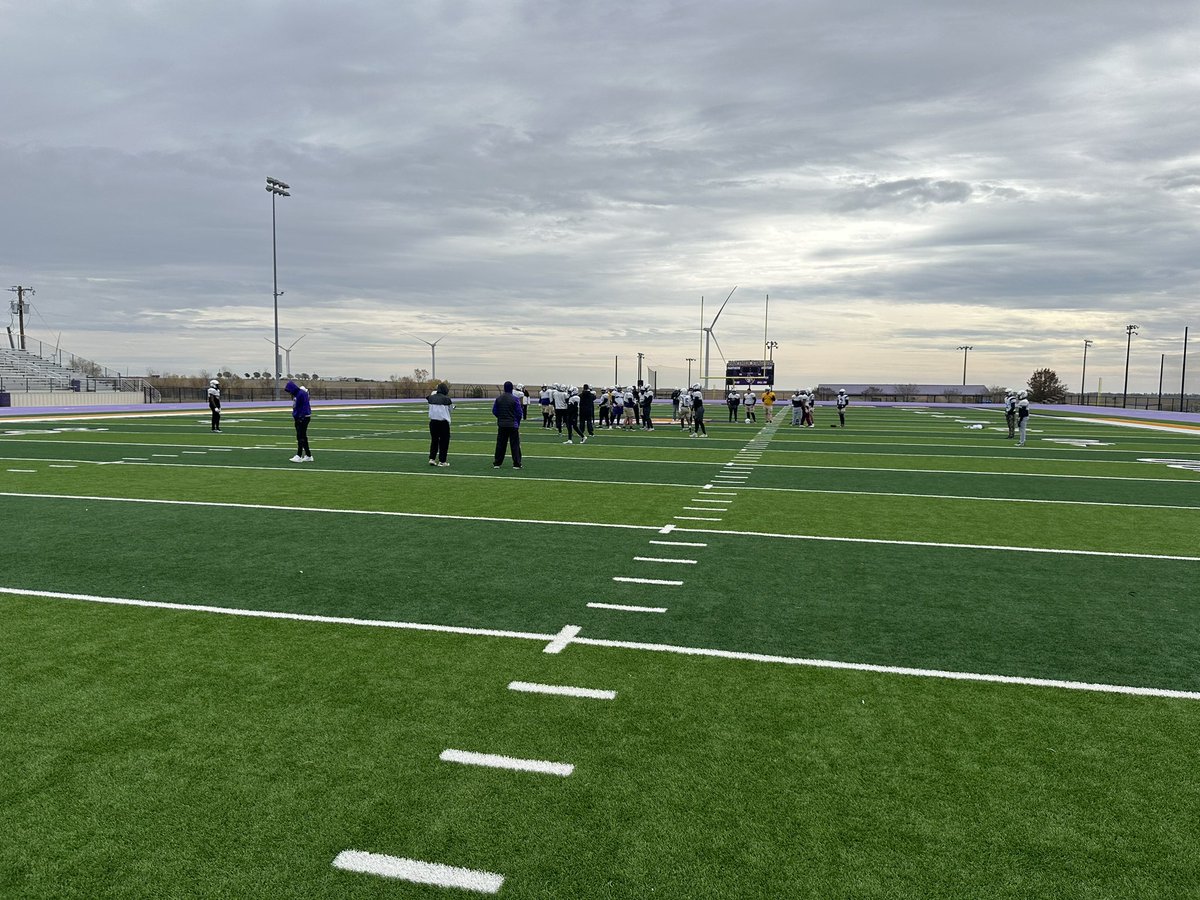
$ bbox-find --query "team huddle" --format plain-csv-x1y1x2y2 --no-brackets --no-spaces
533,383,713,439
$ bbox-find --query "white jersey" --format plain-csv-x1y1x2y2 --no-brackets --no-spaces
552,388,569,410
743,392,756,407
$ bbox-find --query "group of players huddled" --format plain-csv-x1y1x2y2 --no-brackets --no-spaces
529,383,714,441
524,382,854,443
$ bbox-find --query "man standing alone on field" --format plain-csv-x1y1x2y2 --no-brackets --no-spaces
207,379,222,432
284,380,313,462
493,381,523,469
427,382,453,467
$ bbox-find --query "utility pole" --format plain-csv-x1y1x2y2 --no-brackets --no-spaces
1080,339,1093,404
614,355,618,386
763,293,769,355
1158,353,1165,410
637,352,645,386
8,286,33,351
1122,324,1139,408
685,357,696,386
1182,327,1189,413
956,345,973,385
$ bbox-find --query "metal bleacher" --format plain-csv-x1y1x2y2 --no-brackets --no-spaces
0,347,119,392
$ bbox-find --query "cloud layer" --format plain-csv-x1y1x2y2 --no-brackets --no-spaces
2,0,1197,392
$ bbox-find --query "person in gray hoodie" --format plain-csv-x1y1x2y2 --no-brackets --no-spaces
427,382,453,467
492,381,523,469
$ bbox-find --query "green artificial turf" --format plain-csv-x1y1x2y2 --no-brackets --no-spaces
2,403,1199,898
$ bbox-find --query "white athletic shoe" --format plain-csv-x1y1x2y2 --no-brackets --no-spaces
582,436,588,443
438,461,450,467
290,455,303,462
302,456,314,462
563,439,573,444
429,459,438,466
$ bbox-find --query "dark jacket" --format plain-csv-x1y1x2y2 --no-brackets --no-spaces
284,380,311,418
493,391,523,428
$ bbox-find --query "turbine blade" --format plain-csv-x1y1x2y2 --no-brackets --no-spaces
709,331,727,362
710,285,738,327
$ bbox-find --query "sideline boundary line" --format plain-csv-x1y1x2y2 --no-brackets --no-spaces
3,585,1198,701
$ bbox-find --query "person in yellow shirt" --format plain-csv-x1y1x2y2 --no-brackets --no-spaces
762,388,776,422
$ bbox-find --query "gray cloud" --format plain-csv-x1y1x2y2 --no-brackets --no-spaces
1,1,1198,391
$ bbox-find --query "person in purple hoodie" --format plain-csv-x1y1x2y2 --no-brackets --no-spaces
284,380,313,462
492,381,523,469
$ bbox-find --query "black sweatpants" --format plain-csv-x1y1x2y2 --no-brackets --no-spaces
294,416,311,456
210,405,220,430
565,409,583,440
554,408,566,433
428,419,450,463
495,426,522,466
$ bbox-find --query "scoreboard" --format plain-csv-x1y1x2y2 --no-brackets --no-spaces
724,359,775,386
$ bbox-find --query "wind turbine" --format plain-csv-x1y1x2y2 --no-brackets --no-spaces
700,286,737,388
263,333,306,378
405,332,449,382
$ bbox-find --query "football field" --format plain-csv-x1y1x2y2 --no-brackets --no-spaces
2,401,1199,898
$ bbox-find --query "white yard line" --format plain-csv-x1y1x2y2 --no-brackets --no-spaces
633,556,697,564
612,576,683,586
7,585,1199,701
332,851,504,894
648,540,708,547
587,601,668,613
440,748,574,777
6,469,36,473
3,491,1195,556
508,681,616,700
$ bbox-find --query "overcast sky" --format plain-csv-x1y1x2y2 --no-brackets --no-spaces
2,0,1198,392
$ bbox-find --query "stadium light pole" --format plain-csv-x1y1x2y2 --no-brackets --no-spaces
685,357,696,385
956,345,973,385
266,177,291,401
1122,324,1139,408
1080,339,1093,404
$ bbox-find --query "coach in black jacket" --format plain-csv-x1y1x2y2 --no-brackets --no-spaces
492,381,523,469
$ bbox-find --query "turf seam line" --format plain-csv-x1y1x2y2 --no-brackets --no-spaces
668,528,1200,561
331,851,504,893
6,586,1198,700
0,492,662,533
440,748,574,777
